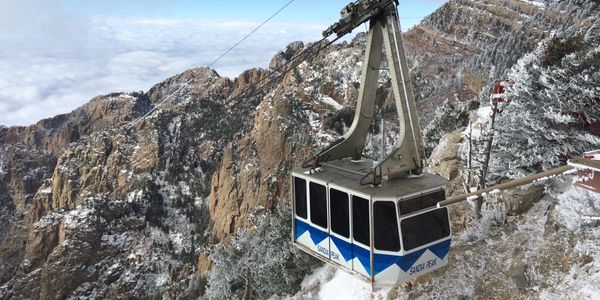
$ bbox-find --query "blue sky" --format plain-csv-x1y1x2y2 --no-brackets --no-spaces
59,0,442,28
0,0,446,126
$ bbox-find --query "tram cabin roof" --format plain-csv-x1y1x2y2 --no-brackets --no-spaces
292,158,447,201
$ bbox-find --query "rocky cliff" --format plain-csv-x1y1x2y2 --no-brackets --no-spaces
406,0,544,120
0,67,246,298
0,0,596,298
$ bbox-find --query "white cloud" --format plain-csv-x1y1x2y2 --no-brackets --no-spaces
0,12,329,126
0,0,444,127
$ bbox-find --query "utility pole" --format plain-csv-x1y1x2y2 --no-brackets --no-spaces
464,121,474,194
473,81,512,219
474,101,498,218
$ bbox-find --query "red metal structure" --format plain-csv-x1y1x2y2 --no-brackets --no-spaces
490,80,514,114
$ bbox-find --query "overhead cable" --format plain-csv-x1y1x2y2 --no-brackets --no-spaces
220,35,342,107
128,0,296,127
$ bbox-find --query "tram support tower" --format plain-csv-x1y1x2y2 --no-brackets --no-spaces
313,2,423,185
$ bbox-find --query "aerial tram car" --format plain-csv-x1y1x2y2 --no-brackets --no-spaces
291,0,452,287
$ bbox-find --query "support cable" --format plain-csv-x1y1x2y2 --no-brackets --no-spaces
220,35,342,107
128,0,296,127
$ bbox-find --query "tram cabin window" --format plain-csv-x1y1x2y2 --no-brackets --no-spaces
309,182,328,228
399,189,445,216
330,189,350,238
294,177,307,219
352,196,370,246
401,208,450,251
373,201,400,251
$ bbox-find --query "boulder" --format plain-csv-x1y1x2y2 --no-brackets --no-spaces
503,185,545,216
426,130,463,180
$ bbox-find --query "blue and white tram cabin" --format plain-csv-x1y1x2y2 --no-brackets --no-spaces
291,160,451,286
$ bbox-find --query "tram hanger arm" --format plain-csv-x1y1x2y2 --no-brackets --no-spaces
437,164,574,208
315,2,425,181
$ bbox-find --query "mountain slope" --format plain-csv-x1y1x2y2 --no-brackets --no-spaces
404,0,545,120
0,0,598,298
0,68,246,298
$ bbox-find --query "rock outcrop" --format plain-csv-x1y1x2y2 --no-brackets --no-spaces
426,130,464,180
0,67,243,298
209,87,314,240
0,92,151,155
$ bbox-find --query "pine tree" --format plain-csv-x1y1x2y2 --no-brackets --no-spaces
422,99,469,157
489,29,600,179
204,202,318,299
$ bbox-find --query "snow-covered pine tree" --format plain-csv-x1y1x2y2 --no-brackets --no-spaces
422,99,470,157
489,26,600,178
204,202,317,300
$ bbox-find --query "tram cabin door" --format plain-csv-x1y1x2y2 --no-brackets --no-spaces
292,175,374,279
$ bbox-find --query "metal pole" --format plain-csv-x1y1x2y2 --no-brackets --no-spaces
437,165,573,207
381,116,385,162
570,156,600,171
291,175,296,245
475,101,498,218
369,196,375,290
480,102,499,187
467,121,473,186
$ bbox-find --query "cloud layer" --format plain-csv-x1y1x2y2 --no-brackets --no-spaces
0,0,441,127
0,12,325,126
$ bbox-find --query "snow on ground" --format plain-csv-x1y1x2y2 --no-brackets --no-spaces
304,109,337,148
291,265,390,300
318,269,390,300
540,232,600,299
39,186,52,194
556,186,600,232
520,0,546,8
0,150,4,175
540,185,600,299
318,95,343,110
465,106,492,141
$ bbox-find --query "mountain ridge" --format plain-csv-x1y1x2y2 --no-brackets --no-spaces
1,0,598,298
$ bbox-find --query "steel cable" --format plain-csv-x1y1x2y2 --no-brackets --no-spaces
128,0,297,127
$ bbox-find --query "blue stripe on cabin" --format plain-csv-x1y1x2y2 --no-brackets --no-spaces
429,239,451,259
295,219,452,276
294,218,328,245
373,253,399,275
294,218,308,240
376,239,452,273
295,219,371,275
391,250,423,272
330,235,353,262
352,244,371,276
